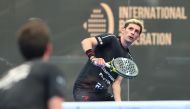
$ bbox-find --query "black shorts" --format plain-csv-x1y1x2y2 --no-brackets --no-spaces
73,87,114,101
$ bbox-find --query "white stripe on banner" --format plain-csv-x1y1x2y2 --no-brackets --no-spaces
62,101,190,109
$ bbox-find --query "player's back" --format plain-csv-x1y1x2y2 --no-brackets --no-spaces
0,60,64,109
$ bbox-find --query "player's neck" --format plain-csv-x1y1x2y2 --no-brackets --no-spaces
120,37,131,49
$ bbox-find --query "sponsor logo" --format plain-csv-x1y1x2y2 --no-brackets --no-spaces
0,63,31,90
83,2,188,46
83,3,114,37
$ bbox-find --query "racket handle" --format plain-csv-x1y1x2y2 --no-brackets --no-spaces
105,63,111,68
93,61,98,66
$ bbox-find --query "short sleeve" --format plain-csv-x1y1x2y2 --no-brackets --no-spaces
95,33,116,45
46,64,66,99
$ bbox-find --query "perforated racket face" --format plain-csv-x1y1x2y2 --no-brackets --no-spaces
112,58,138,78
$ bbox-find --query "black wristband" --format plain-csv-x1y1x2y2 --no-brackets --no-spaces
85,49,95,59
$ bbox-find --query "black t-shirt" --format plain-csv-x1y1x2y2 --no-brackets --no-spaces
74,33,132,92
0,60,66,109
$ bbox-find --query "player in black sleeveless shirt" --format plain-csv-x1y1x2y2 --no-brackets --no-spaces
73,19,143,101
0,18,66,109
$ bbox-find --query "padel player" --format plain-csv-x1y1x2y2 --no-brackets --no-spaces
73,19,143,101
0,18,66,109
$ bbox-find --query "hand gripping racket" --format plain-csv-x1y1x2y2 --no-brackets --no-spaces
105,57,139,78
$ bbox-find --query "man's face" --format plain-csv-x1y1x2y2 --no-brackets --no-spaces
121,23,141,44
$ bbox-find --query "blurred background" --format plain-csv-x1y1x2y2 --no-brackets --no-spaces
0,0,189,101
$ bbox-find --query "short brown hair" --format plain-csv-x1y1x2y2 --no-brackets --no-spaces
17,18,51,60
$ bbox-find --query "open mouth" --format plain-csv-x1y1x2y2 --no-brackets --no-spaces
129,36,134,40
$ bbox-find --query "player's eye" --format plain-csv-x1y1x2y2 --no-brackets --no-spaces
128,27,133,30
135,29,140,34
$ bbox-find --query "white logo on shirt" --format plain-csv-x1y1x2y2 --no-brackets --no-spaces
95,82,104,90
101,67,115,81
97,37,103,45
99,72,111,85
0,63,31,90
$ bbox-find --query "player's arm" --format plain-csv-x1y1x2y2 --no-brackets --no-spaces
48,96,64,109
112,76,123,101
46,64,66,109
81,37,98,60
81,37,98,52
81,37,105,66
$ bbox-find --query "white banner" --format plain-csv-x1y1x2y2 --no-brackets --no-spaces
63,101,190,109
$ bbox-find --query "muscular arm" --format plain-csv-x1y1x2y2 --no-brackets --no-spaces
81,37,106,66
112,76,123,101
81,37,98,52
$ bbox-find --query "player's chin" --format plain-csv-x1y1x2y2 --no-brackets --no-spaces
126,39,134,43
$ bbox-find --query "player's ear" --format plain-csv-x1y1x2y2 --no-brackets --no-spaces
43,43,53,61
120,26,126,33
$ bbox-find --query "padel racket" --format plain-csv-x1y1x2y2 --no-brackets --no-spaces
105,57,139,78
